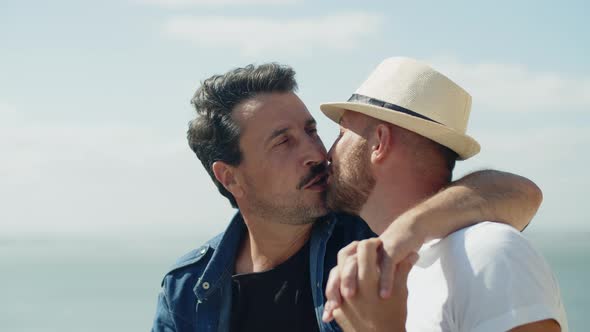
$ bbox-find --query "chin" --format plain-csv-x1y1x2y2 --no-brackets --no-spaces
305,202,329,219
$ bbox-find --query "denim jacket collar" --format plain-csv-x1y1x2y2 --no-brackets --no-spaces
193,212,246,302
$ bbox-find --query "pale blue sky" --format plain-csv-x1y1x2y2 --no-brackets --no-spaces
1,0,589,236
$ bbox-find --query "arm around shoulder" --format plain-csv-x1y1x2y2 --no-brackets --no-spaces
453,169,543,231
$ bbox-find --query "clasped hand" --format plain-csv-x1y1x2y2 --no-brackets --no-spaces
322,218,421,332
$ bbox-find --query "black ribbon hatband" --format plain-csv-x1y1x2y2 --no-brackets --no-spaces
347,94,441,125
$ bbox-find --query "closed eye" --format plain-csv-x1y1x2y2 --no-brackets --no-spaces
274,136,290,147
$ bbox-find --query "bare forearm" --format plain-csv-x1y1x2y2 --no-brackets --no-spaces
451,169,542,231
406,169,542,241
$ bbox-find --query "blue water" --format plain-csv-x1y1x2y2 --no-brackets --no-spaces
1,231,587,331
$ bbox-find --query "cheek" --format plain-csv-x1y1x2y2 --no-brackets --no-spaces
260,156,298,186
333,137,352,164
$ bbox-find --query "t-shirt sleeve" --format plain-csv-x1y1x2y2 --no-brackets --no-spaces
451,223,568,332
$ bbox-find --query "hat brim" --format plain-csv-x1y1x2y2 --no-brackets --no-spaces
320,102,480,160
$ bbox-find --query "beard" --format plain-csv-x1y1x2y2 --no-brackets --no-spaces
248,192,327,225
242,164,329,225
327,138,376,215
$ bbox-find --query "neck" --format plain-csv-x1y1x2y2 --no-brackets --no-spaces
359,170,441,235
234,213,313,274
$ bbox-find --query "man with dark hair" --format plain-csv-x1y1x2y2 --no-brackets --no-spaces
322,57,567,331
187,64,299,209
151,63,542,332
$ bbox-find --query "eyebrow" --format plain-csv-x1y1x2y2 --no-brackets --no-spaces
266,118,317,144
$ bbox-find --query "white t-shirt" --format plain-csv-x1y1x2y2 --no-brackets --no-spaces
406,222,568,332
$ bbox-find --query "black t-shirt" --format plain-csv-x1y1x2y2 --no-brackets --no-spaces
229,241,320,332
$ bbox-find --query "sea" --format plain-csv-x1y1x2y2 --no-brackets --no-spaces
1,230,587,331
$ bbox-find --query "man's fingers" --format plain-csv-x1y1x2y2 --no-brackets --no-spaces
322,301,335,323
323,267,342,322
332,307,344,325
325,241,360,321
325,266,342,304
340,255,358,299
337,241,359,270
357,238,382,294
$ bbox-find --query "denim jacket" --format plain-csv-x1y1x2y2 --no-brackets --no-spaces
151,212,375,332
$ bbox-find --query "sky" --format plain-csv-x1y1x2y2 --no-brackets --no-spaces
1,0,589,238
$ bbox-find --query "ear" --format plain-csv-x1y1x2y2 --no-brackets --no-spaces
212,161,244,199
370,124,393,164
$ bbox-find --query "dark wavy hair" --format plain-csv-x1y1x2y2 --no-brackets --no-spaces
187,63,298,207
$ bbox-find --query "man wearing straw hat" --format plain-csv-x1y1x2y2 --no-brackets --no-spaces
321,57,568,331
152,62,545,332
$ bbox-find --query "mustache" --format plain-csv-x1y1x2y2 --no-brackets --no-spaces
297,163,328,190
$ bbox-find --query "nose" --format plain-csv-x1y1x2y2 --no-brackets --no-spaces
303,135,328,167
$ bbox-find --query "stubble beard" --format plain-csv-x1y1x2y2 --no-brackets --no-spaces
247,191,328,225
326,139,376,216
242,166,329,225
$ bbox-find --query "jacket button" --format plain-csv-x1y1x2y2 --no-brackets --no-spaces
202,282,210,290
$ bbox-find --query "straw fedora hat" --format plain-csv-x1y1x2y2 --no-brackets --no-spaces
320,57,480,160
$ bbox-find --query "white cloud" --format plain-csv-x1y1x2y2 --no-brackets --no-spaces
430,58,590,112
164,13,384,56
455,125,590,231
459,126,588,171
136,0,298,7
3,55,589,236
0,111,234,236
